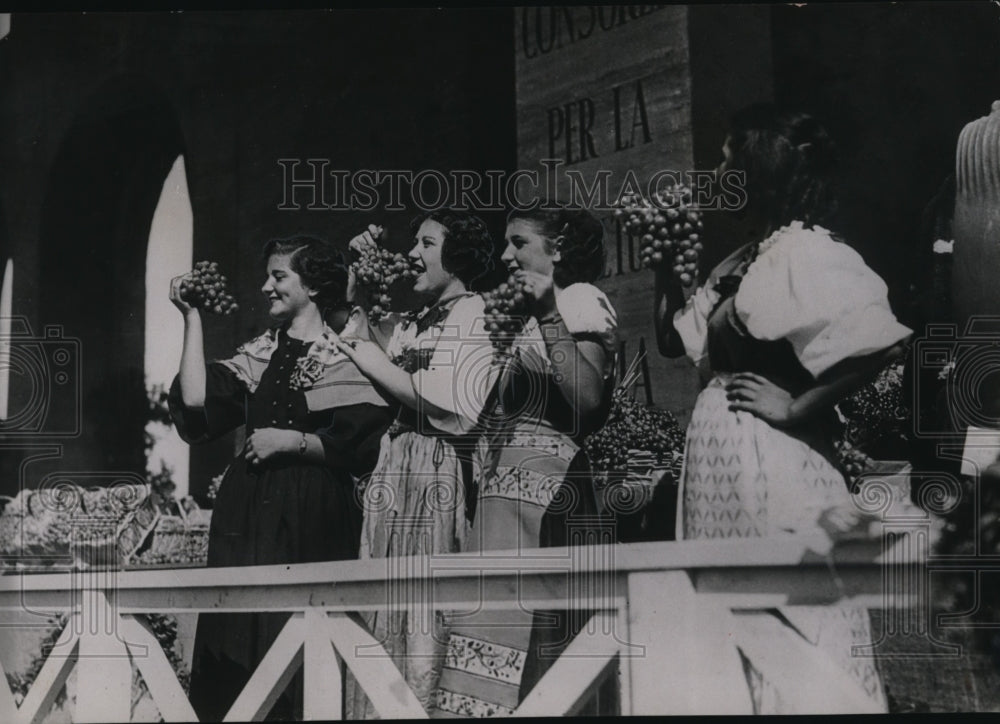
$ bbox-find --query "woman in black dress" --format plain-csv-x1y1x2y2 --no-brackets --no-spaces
168,235,395,720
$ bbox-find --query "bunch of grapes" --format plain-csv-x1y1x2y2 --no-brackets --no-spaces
180,261,239,315
350,242,416,323
481,275,531,351
614,184,704,286
836,353,910,461
584,390,686,478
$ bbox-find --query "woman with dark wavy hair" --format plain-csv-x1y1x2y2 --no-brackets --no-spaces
655,106,911,712
430,204,619,718
168,234,395,720
334,209,498,716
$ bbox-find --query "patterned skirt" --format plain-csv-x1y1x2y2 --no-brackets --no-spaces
345,427,470,719
681,378,887,713
431,428,578,718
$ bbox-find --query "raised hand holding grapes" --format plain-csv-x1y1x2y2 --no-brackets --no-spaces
616,184,704,287
513,269,555,317
348,223,416,322
169,272,197,315
174,261,239,315
481,274,531,351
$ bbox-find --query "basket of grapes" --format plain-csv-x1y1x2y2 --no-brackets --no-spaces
584,353,686,541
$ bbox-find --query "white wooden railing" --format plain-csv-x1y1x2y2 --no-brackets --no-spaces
0,535,924,721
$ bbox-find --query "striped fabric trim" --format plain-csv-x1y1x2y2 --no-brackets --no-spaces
444,633,527,683
435,689,515,718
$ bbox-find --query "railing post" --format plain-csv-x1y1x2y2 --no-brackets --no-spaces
625,570,752,715
303,609,342,721
76,591,131,723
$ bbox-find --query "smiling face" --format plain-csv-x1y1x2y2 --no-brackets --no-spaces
501,218,558,276
261,252,315,321
408,218,455,297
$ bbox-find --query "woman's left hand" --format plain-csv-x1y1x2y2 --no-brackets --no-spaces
725,372,799,428
245,428,297,464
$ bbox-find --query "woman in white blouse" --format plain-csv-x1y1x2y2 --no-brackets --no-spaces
335,210,497,716
655,105,911,713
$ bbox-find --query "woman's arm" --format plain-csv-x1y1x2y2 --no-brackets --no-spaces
791,341,908,421
330,338,451,418
170,274,207,408
654,264,688,358
244,428,328,465
726,341,909,427
539,317,610,419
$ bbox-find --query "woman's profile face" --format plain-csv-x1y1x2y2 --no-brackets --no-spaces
502,218,557,277
261,253,314,320
408,218,454,298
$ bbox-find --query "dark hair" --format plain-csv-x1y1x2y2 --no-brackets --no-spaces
409,209,494,287
726,104,839,232
261,234,349,314
506,205,605,287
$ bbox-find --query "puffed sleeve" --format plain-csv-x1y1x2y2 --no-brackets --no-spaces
555,283,619,350
313,402,394,477
554,282,619,378
734,224,912,378
672,243,751,366
168,363,246,444
672,283,720,366
410,295,499,436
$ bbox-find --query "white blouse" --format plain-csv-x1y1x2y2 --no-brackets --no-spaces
674,221,912,378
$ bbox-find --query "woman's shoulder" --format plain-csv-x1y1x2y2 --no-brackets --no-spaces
556,282,619,336
450,292,486,315
754,221,877,285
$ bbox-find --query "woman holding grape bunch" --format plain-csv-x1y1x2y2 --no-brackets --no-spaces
430,205,619,718
334,210,498,717
656,105,911,713
167,236,396,720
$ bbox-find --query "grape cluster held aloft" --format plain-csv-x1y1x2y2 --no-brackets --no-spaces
180,261,239,315
350,237,416,323
481,275,531,351
614,184,704,286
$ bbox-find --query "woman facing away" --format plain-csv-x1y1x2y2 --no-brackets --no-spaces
168,235,396,721
431,205,619,718
333,210,498,716
655,105,911,713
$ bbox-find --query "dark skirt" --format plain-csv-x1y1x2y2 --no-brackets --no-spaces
189,457,362,722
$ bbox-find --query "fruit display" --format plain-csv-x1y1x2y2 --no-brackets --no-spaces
585,389,686,481
350,228,417,323
834,350,911,483
179,260,239,315
614,184,704,286
0,483,159,568
131,514,209,568
481,275,531,351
